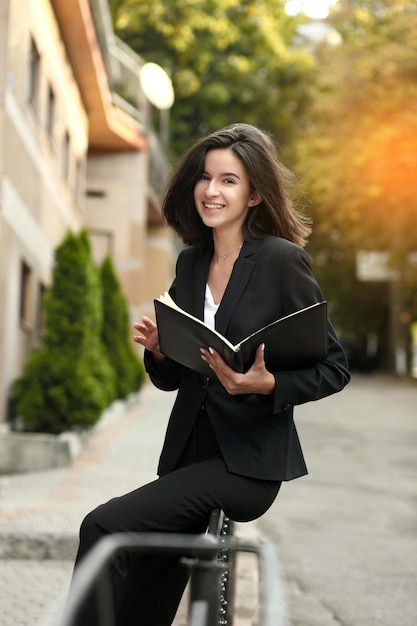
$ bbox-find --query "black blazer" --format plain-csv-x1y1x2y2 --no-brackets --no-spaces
145,236,350,481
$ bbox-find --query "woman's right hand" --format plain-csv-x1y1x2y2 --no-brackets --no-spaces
133,317,166,364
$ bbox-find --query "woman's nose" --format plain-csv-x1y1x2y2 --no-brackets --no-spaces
206,179,220,195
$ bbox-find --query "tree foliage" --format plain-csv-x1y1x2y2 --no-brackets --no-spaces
300,0,417,249
110,0,417,367
294,0,417,344
110,0,314,162
100,256,145,398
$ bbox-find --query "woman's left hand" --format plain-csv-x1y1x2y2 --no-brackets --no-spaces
200,344,275,395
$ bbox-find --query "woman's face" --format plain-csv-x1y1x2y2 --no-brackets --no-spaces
193,149,260,236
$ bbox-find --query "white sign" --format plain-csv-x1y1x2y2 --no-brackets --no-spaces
356,251,399,282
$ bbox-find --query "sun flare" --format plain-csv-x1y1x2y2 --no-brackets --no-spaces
285,0,339,19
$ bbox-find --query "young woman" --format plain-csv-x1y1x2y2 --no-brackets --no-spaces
73,123,350,625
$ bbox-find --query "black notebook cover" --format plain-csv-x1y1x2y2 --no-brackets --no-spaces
154,294,328,379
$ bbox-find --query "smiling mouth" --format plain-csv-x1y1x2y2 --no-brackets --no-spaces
204,203,224,210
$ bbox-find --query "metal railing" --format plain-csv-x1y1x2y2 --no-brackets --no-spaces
60,531,288,626
88,0,145,122
87,0,170,194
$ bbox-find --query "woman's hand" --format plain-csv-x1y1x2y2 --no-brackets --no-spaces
200,344,275,395
133,317,166,365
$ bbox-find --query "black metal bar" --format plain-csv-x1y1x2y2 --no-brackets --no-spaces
95,567,116,626
188,557,223,625
60,532,288,626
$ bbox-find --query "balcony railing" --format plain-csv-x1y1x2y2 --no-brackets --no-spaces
88,0,145,123
88,0,170,193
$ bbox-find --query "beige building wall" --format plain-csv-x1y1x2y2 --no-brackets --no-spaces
0,0,91,422
145,226,177,318
86,151,148,321
0,0,175,425
85,152,176,329
0,0,9,178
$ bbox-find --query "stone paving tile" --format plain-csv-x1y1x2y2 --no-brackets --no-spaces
0,554,262,626
0,559,72,626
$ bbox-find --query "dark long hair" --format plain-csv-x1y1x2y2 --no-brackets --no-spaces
162,123,311,247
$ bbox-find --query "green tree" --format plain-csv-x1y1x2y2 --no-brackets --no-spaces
293,0,417,359
100,256,145,398
298,0,417,254
11,231,116,433
111,0,314,163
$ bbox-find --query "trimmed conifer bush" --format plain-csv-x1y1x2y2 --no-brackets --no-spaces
11,230,116,433
100,256,145,398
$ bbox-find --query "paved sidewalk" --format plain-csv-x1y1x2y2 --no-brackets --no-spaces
259,373,417,626
0,383,269,626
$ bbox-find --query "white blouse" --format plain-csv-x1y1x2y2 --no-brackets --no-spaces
204,284,219,330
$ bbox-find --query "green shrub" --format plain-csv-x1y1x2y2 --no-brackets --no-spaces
11,230,116,433
100,256,145,398
10,348,110,433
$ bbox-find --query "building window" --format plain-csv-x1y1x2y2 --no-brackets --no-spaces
28,38,41,109
46,84,55,140
74,159,84,207
36,283,47,336
19,261,32,327
86,189,106,198
62,130,70,180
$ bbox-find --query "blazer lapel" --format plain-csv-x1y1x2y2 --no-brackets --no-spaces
215,240,259,335
192,247,212,320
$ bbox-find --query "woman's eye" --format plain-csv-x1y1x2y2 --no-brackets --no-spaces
224,178,236,184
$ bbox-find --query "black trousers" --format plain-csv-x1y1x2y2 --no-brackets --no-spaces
73,409,281,626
